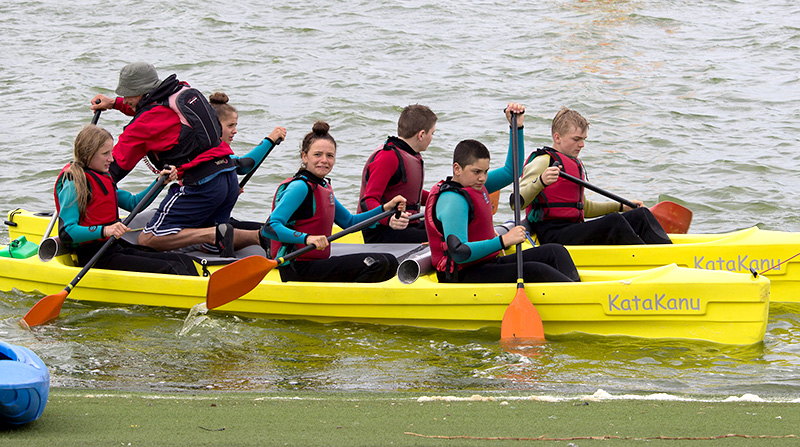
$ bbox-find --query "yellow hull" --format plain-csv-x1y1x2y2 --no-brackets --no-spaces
2,210,769,345
565,228,799,303
337,221,800,303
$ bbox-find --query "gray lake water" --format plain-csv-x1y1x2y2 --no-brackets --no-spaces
2,0,800,399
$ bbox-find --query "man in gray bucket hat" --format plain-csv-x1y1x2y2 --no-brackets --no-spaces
114,62,160,97
89,63,262,257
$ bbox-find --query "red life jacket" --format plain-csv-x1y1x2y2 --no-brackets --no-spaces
358,139,424,213
269,171,336,261
524,147,586,223
425,179,500,277
54,163,119,242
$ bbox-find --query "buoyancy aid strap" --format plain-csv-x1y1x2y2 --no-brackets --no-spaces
391,143,408,184
363,143,407,184
437,181,475,223
436,240,458,282
85,169,110,196
533,201,584,210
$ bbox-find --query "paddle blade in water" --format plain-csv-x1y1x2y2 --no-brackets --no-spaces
206,256,276,309
500,287,545,341
650,201,692,234
21,290,69,327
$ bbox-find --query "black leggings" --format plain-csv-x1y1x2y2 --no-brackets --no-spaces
76,240,198,276
278,253,399,283
533,207,672,245
437,243,580,284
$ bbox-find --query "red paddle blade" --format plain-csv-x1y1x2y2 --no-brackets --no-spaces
650,201,692,234
206,256,276,309
21,290,69,328
501,287,545,340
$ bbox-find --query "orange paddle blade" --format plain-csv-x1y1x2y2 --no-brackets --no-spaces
650,201,692,234
206,256,276,309
21,290,69,327
500,287,545,340
489,190,501,215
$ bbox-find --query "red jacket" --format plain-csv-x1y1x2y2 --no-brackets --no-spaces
112,97,232,177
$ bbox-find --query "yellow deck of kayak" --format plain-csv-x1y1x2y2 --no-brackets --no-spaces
1,209,769,345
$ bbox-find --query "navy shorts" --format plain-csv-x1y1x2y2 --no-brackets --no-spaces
143,170,239,236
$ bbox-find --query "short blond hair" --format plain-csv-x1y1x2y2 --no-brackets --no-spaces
551,107,589,136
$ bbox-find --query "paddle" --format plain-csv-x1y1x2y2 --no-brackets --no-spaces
238,137,282,189
206,208,399,309
556,168,692,234
648,201,692,234
489,190,500,214
21,173,168,328
500,112,545,341
408,195,504,223
91,104,101,125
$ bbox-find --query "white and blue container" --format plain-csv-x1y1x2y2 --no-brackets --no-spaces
0,341,49,425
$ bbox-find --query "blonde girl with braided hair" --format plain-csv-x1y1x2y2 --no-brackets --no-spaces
54,124,198,275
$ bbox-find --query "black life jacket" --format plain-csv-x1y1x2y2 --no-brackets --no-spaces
128,74,223,170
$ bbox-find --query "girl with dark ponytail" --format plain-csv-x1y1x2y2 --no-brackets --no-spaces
260,121,405,283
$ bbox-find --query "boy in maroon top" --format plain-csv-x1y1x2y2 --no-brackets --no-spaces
358,104,437,243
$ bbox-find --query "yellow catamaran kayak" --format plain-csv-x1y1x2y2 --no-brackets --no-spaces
1,209,769,344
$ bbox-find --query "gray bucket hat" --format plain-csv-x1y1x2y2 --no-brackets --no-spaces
115,62,160,96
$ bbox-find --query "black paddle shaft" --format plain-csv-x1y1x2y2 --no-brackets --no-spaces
510,112,524,284
91,99,102,124
65,174,168,292
555,165,639,209
238,137,283,189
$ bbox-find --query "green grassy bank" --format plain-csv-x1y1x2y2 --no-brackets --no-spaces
2,389,799,446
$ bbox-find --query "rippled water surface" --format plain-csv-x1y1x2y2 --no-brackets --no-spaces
2,0,800,398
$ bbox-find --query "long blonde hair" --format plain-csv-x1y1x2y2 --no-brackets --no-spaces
66,124,113,217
